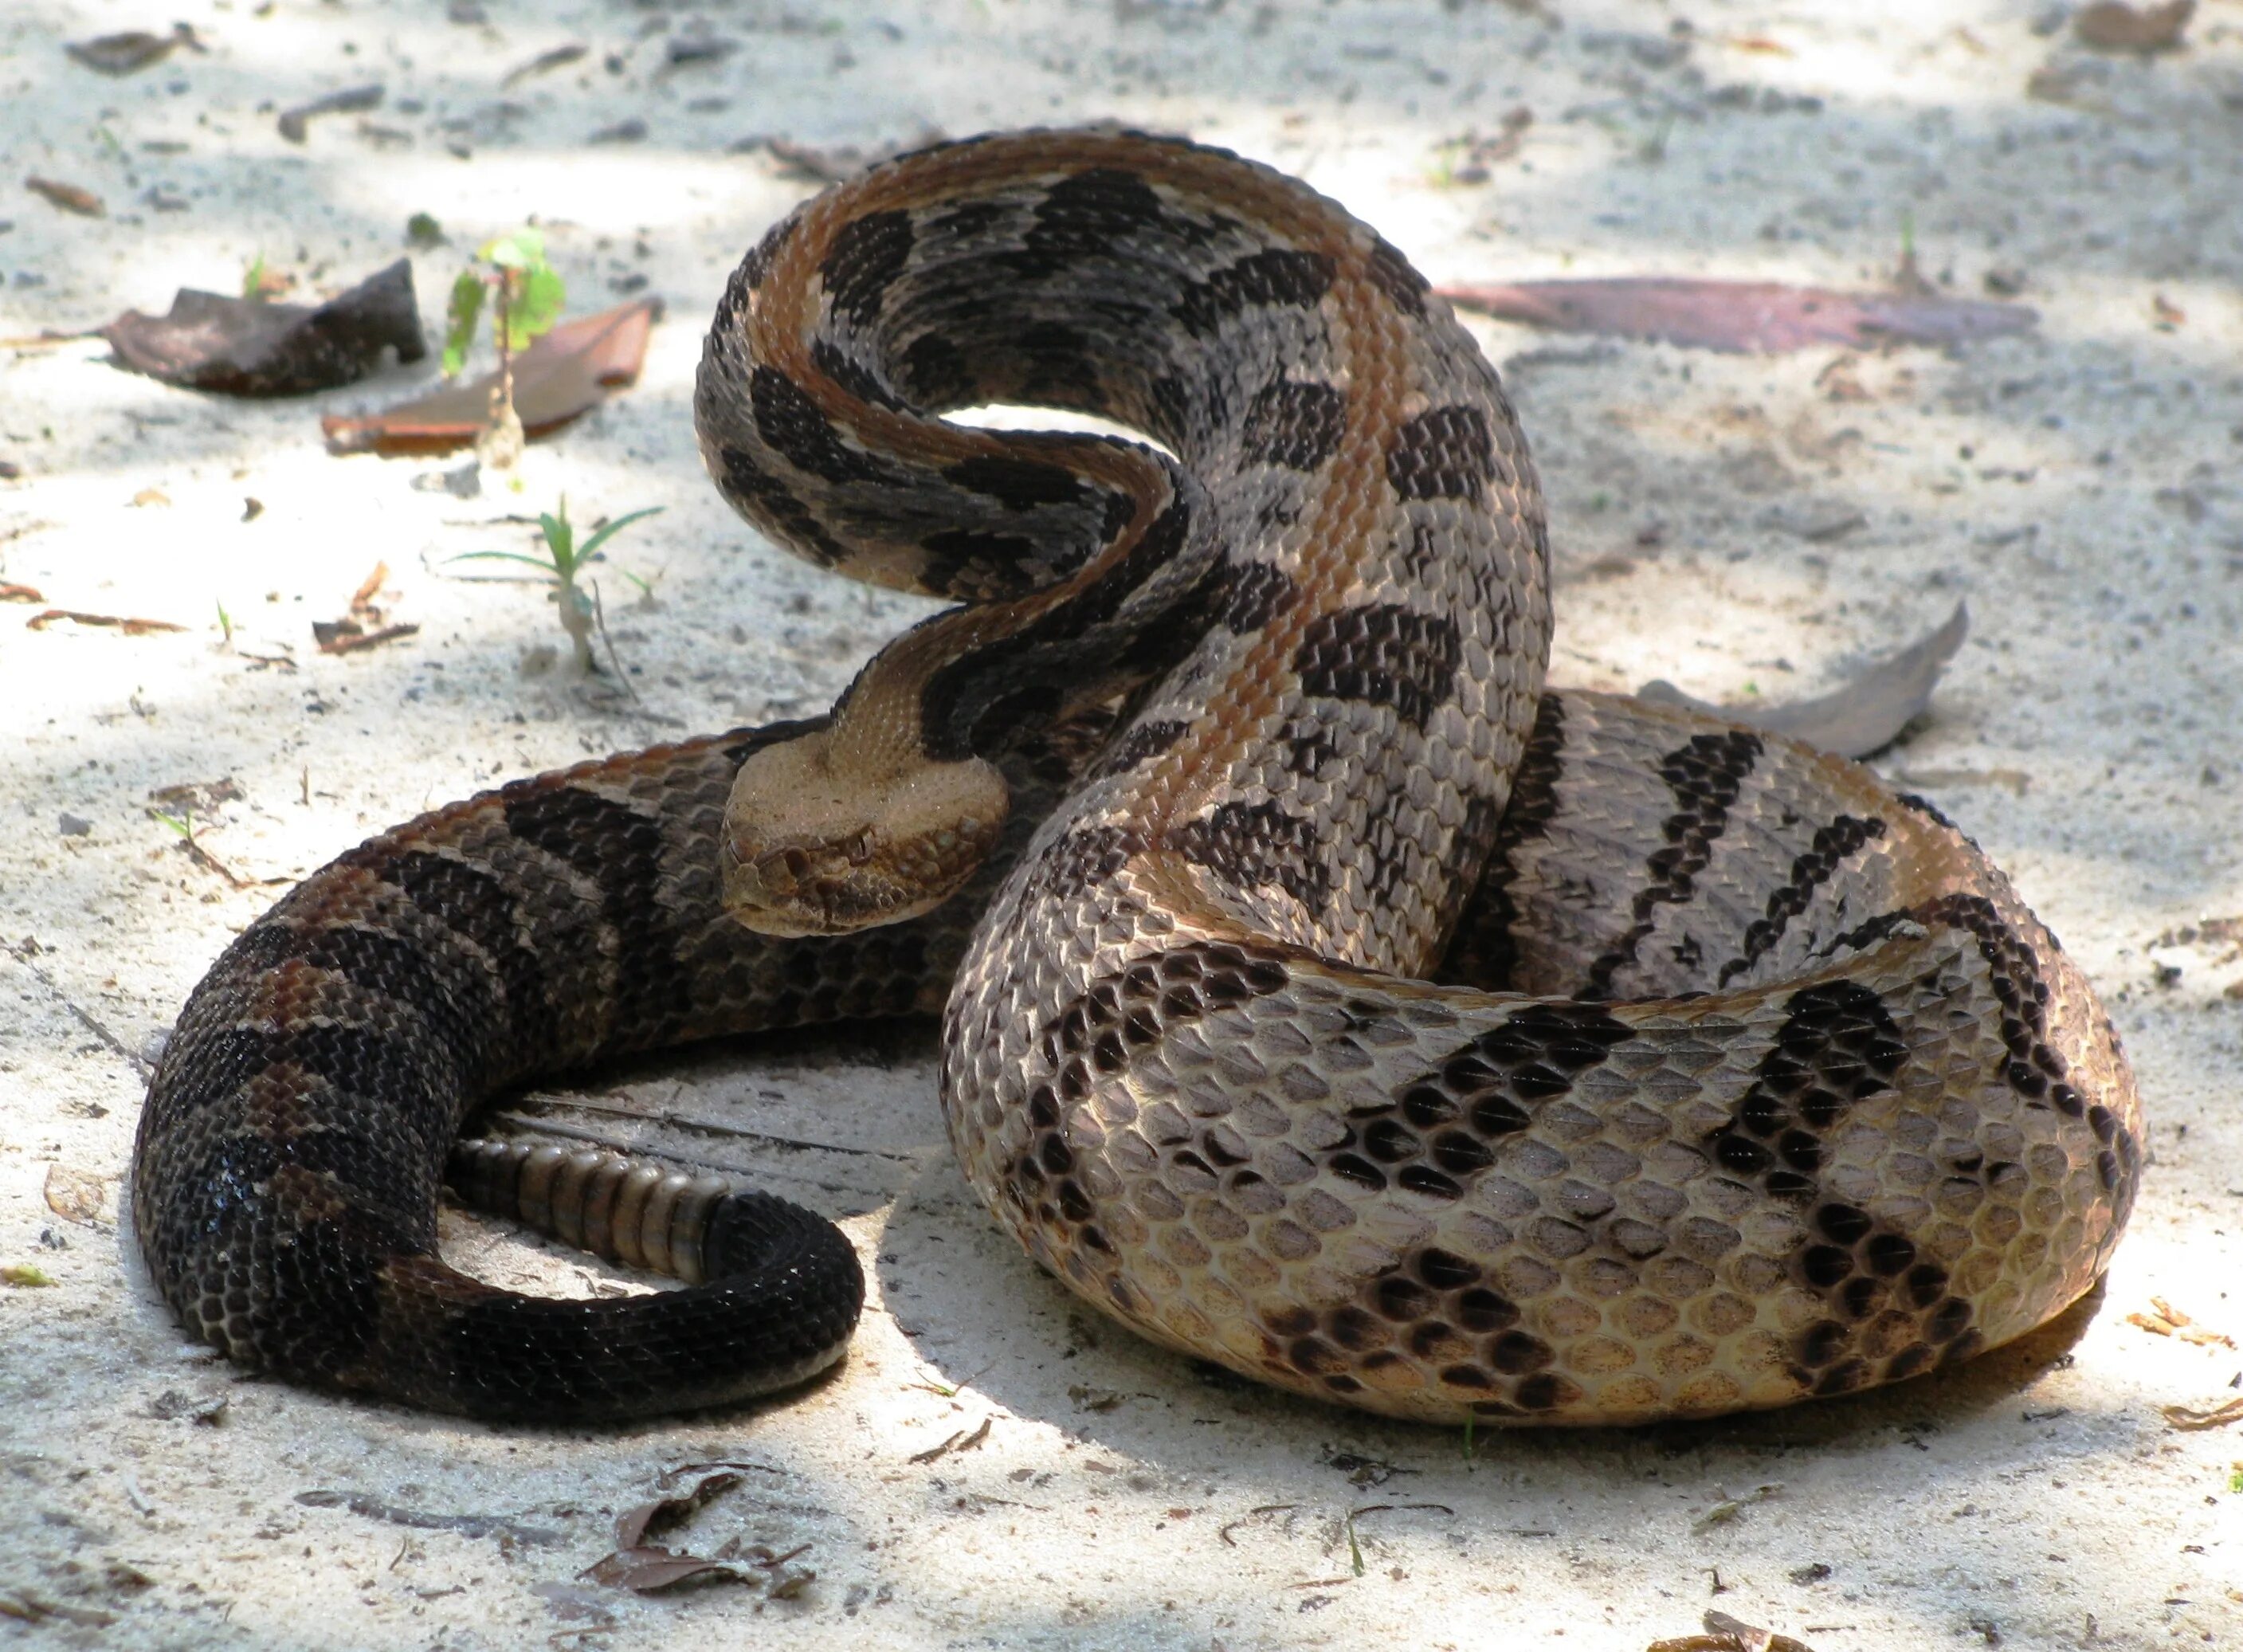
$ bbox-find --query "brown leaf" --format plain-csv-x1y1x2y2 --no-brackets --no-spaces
65,24,203,76
148,776,245,813
321,297,661,454
103,260,425,397
2131,1297,2236,1348
1639,603,1967,759
1439,278,2036,354
348,561,390,618
2075,0,2194,51
2163,1397,2243,1430
908,1416,994,1463
43,1164,111,1226
745,135,934,184
581,1549,751,1593
501,41,588,88
278,84,385,143
614,1472,741,1552
1647,1611,1816,1652
316,622,418,655
0,1591,115,1629
25,177,104,218
26,609,188,636
0,583,44,602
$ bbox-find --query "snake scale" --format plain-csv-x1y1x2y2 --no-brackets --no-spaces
132,130,2140,1426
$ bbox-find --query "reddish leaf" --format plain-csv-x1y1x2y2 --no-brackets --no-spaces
315,622,418,655
1438,277,2036,353
321,298,661,454
2075,0,2193,51
103,260,426,396
26,610,188,636
25,176,104,218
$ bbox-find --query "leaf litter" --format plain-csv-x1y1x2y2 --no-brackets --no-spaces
26,610,187,636
322,297,660,453
278,84,386,143
585,1470,815,1597
1638,603,1968,759
1440,278,2036,353
1647,1609,1817,1652
102,260,425,396
24,177,104,218
313,562,417,654
65,24,206,76
2074,0,2194,52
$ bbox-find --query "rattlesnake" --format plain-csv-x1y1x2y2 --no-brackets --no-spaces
131,129,2139,1424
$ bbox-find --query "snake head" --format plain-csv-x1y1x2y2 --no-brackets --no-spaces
720,724,1010,937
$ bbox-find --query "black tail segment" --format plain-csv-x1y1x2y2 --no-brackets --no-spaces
413,1140,865,1422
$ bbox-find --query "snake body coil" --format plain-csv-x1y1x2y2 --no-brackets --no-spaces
132,131,2139,1424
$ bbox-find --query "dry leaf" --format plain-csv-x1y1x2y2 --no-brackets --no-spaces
347,561,390,617
1440,278,2036,354
613,1472,740,1552
65,24,202,76
501,42,588,88
42,1165,110,1226
1691,1483,1782,1532
2130,1297,2236,1348
321,297,660,453
2075,0,2194,51
908,1416,994,1463
581,1550,747,1592
26,610,189,636
278,84,385,143
2163,1398,2243,1430
747,135,932,184
583,1541,813,1596
104,260,425,397
315,622,418,655
586,1473,813,1598
0,583,45,602
1639,603,1967,759
25,176,104,218
148,777,245,817
1647,1609,1817,1651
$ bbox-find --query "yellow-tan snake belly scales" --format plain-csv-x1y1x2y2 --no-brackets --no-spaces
131,129,2139,1425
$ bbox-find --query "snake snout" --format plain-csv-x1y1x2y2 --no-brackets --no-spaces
720,727,1010,937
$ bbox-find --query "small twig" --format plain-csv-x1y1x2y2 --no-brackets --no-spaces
506,1095,920,1160
318,622,420,655
907,1416,992,1465
590,582,642,703
1219,1503,1299,1548
2,939,152,1079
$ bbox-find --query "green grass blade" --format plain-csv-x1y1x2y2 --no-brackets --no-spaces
442,271,484,376
575,506,664,562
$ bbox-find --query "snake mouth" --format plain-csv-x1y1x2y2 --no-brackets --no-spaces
721,829,973,936
718,728,1012,937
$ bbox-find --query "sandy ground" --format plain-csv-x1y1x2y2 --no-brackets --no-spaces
3,0,2242,1646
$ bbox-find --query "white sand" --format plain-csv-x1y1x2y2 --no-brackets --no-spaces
2,0,2240,1646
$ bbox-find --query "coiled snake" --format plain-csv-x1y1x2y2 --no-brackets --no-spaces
132,130,2140,1424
